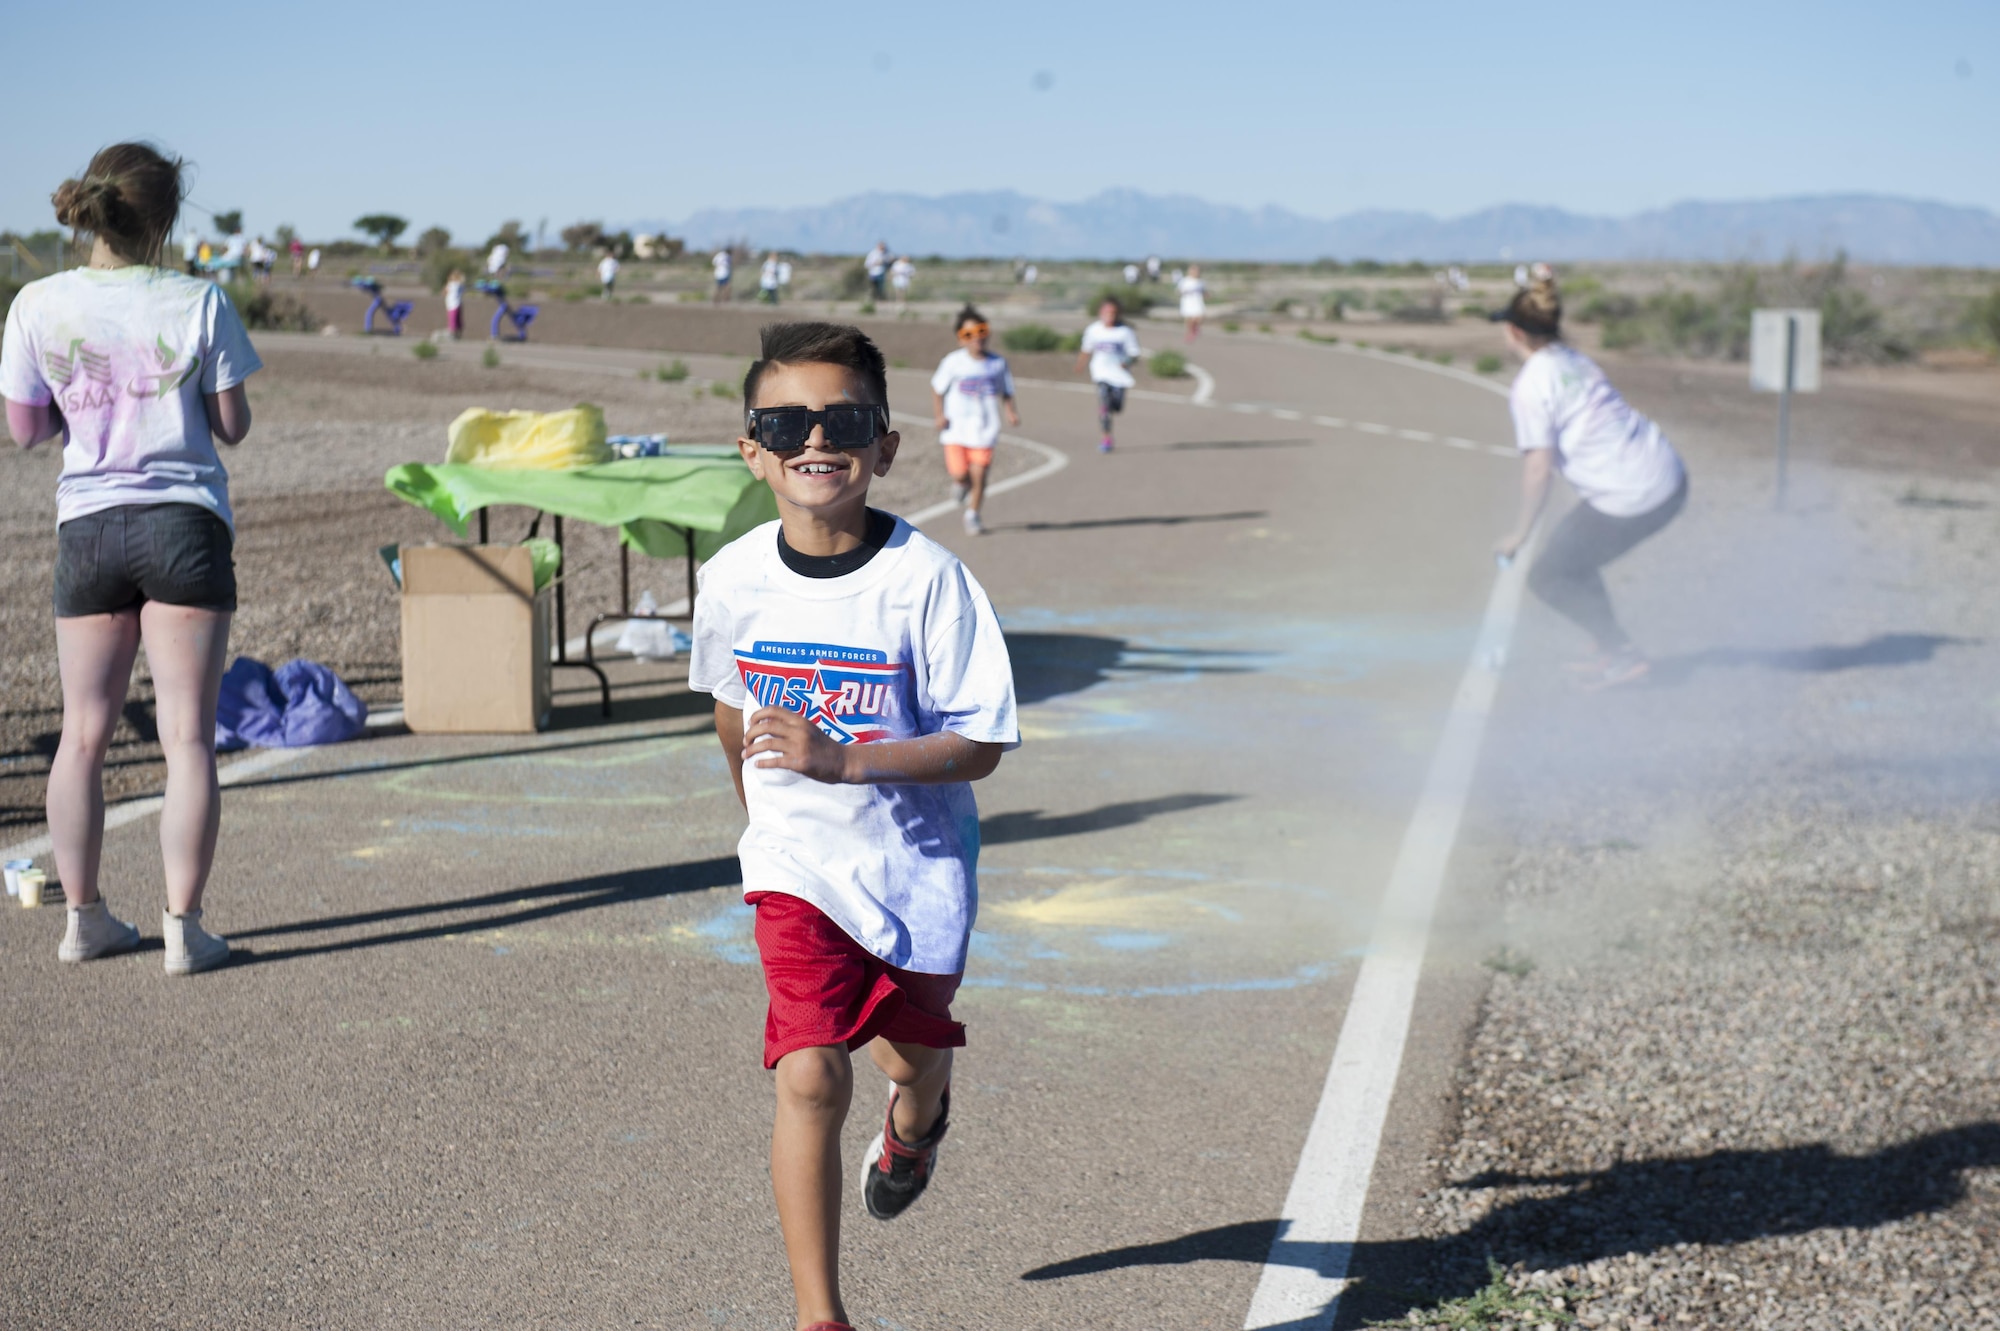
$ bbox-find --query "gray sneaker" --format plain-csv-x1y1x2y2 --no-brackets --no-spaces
58,899,141,963
163,909,230,975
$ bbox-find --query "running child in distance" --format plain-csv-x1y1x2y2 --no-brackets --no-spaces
689,322,1019,1331
1076,296,1141,453
1492,266,1687,690
1,142,259,975
929,305,1020,536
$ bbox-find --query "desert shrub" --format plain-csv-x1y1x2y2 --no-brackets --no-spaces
709,378,738,399
838,261,869,299
1149,349,1187,378
1057,332,1082,353
1087,284,1152,317
415,226,452,256
1976,288,2000,349
411,341,438,360
1222,320,1240,333
421,247,471,293
1298,329,1339,344
1001,323,1062,352
656,359,689,382
481,346,500,369
1258,322,1274,334
858,300,876,315
221,278,321,332
0,275,20,322
1476,354,1503,374
1349,259,1384,274
1576,292,1640,324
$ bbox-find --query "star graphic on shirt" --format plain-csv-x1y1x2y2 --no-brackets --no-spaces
805,679,841,718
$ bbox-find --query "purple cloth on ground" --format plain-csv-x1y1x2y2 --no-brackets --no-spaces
214,657,368,751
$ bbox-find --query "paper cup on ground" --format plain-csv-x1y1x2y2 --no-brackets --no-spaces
17,870,46,908
3,859,30,896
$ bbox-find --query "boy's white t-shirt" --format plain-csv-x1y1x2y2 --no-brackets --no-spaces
444,278,464,311
688,517,1020,974
1177,275,1206,315
1081,321,1141,388
713,250,731,280
1510,342,1684,517
598,255,619,284
929,348,1014,449
760,258,779,289
0,267,262,530
866,246,888,277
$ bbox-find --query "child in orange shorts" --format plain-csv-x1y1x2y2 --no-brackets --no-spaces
929,304,1019,536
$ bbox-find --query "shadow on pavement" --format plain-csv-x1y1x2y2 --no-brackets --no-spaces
989,509,1266,534
1647,632,1973,686
981,793,1237,845
1167,438,1312,451
1006,632,1260,706
1019,1123,2000,1325
226,855,740,966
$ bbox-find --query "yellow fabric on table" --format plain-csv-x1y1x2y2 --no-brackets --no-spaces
445,404,612,470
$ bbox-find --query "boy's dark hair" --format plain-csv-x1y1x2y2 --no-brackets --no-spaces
954,303,985,332
53,142,186,267
743,321,889,408
1097,294,1124,323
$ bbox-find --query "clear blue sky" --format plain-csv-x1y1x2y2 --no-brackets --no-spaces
4,0,1995,244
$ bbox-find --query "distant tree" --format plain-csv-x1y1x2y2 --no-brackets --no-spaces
602,230,635,261
484,220,527,251
212,209,243,236
561,221,605,253
415,226,452,256
273,223,298,250
355,214,409,251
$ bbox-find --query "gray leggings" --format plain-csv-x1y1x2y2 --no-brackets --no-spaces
1528,476,1687,651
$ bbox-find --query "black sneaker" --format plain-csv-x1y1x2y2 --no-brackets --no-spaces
860,1086,949,1221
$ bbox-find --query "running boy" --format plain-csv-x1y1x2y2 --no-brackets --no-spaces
1076,296,1141,452
929,304,1019,535
689,322,1018,1331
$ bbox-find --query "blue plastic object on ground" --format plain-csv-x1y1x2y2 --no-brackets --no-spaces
214,657,369,751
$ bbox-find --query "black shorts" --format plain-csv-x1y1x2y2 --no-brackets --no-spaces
1096,382,1127,414
54,503,237,617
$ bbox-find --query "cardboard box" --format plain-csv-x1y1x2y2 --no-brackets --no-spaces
400,545,551,733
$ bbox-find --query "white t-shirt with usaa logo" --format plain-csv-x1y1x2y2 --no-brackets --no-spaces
688,515,1020,974
929,348,1015,449
0,266,262,530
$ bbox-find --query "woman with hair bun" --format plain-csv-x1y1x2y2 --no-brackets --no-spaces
1,142,262,973
1492,264,1687,690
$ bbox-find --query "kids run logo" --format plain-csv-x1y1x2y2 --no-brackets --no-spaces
43,336,200,410
736,640,908,745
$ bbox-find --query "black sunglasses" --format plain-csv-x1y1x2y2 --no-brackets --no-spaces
745,404,889,453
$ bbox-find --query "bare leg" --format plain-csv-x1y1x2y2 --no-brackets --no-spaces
48,612,143,907
965,464,989,519
869,1039,952,1143
772,1044,852,1330
139,603,231,915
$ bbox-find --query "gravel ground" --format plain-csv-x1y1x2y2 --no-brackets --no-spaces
0,340,1033,832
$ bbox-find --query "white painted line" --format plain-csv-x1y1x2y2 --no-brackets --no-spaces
891,411,1070,526
0,745,316,864
1313,416,1348,429
1242,552,1531,1330
1272,409,1304,422
1230,403,1260,415
1397,428,1436,442
1187,363,1215,404
1354,422,1392,435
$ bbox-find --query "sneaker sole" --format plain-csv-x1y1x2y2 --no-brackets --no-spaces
164,947,230,976
57,934,140,964
858,1129,943,1221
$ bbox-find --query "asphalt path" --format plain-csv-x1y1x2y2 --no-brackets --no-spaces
0,330,1522,1329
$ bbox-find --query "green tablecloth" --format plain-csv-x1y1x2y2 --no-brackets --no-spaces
384,454,776,561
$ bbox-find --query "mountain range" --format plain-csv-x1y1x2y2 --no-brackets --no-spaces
632,190,2000,266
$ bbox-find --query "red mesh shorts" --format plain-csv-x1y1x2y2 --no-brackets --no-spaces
750,892,966,1069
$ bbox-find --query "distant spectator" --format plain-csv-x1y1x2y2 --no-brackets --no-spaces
487,241,510,277
776,257,792,297
1145,255,1161,283
598,251,620,300
1123,262,1139,285
712,247,732,303
865,241,890,300
250,237,274,283
445,269,466,340
760,252,781,305
306,247,321,274
890,255,914,304
1177,263,1206,343
182,230,200,277
289,235,305,277
1021,263,1038,285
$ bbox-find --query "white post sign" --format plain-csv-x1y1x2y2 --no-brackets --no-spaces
1750,308,1821,508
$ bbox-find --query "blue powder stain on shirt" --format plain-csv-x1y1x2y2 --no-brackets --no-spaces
1093,932,1171,952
